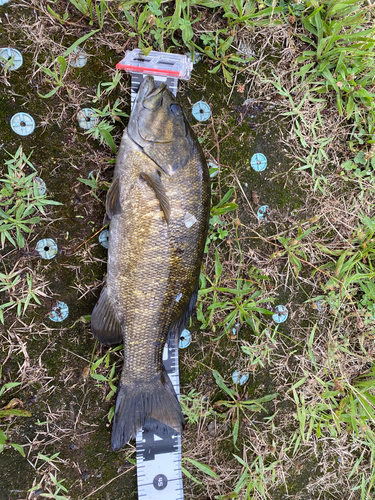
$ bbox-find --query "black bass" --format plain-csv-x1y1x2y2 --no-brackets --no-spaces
91,76,210,451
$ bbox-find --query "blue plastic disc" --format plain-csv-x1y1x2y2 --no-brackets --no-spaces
49,301,69,322
186,51,201,64
257,205,269,220
232,370,249,385
237,43,255,59
251,153,267,172
77,108,97,129
99,229,109,249
192,101,211,122
0,48,23,70
35,238,58,260
272,305,288,323
208,160,218,178
70,47,87,68
11,112,35,136
34,177,46,196
179,329,191,349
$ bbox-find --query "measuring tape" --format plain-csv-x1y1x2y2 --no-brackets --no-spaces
116,49,193,500
136,339,183,499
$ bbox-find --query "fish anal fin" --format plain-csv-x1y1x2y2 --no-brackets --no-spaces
140,171,171,224
106,177,122,220
91,286,122,345
167,283,199,345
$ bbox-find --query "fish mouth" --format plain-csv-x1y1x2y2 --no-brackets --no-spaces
134,76,166,108
137,78,171,143
142,82,167,110
144,80,166,100
128,76,172,147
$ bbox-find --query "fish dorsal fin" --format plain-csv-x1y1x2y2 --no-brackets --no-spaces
91,286,122,345
106,177,122,220
140,171,171,224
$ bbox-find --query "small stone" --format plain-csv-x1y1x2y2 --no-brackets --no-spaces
207,421,217,437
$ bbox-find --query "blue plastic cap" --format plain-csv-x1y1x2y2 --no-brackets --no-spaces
77,108,98,130
11,113,35,136
257,205,269,220
49,301,69,322
179,329,191,349
237,43,255,59
232,370,249,385
208,160,219,178
272,305,288,323
99,229,109,249
35,238,58,259
186,51,201,64
70,47,87,68
251,153,267,172
192,101,211,121
34,177,46,196
0,48,23,70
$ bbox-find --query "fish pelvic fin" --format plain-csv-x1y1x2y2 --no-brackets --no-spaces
106,177,122,219
140,171,171,224
111,368,184,451
91,286,122,345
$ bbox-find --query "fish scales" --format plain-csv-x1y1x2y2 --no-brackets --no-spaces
91,76,210,450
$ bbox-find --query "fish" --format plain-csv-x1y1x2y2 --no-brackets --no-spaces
91,76,211,451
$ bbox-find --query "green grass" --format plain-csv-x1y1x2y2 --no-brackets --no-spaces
0,146,61,248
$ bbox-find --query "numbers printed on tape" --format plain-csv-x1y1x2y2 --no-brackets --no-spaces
154,474,168,490
136,341,184,499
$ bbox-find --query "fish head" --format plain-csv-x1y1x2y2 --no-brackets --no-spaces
127,76,196,176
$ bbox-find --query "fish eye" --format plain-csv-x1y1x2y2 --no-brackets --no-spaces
170,103,182,116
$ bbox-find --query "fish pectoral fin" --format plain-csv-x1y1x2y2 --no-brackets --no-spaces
106,177,122,220
140,171,171,224
91,286,122,345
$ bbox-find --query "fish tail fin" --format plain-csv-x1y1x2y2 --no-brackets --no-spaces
111,368,185,451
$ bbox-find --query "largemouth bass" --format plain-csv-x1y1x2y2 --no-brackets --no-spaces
91,76,210,451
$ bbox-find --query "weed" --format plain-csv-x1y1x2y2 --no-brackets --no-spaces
29,473,70,500
182,457,218,485
180,389,216,425
69,0,107,27
271,223,319,276
215,453,278,499
198,252,273,338
88,344,123,421
0,429,25,457
212,370,278,448
205,187,238,252
77,174,110,201
85,99,128,153
36,56,70,99
0,147,61,248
